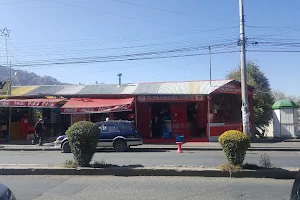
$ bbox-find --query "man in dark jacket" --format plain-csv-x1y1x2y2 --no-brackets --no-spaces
34,119,45,146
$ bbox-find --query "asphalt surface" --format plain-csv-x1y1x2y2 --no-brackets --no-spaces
1,150,300,168
0,175,294,200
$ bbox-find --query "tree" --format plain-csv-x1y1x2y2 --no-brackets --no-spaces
226,61,275,128
272,90,300,106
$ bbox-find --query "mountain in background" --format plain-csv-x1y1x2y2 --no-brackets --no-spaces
0,65,66,85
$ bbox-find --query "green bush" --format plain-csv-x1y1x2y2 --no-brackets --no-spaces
65,121,100,167
218,130,250,166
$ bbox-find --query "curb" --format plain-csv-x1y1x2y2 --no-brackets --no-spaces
0,148,60,151
0,167,297,179
1,147,300,152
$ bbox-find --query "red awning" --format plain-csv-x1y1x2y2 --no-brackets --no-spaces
0,98,66,108
61,98,134,114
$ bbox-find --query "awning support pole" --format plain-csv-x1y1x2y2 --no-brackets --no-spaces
135,99,138,126
207,96,211,141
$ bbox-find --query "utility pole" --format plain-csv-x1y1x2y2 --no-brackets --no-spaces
239,0,250,136
1,27,12,141
0,28,11,82
208,46,212,86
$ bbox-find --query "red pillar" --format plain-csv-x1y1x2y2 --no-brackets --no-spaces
136,102,151,139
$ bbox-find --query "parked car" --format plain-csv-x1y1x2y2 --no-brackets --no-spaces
54,120,143,153
0,183,17,200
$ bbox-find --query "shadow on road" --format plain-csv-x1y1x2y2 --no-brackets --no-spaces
95,148,169,153
250,137,300,144
91,163,144,169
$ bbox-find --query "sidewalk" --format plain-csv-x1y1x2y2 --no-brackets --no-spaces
1,140,300,151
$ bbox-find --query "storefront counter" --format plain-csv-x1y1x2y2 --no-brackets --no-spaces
209,122,243,141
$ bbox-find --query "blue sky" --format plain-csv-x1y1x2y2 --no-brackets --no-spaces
0,0,299,95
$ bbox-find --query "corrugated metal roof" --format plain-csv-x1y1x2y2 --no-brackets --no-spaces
157,82,188,94
55,85,85,95
11,86,38,96
77,84,129,95
26,86,65,96
9,80,237,97
121,84,138,94
188,82,201,94
199,80,231,94
133,82,161,94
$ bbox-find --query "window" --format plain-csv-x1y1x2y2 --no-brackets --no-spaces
211,94,242,123
101,125,120,132
118,123,133,131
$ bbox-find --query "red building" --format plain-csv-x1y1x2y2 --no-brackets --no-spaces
0,79,254,142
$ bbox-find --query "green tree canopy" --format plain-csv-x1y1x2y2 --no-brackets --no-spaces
226,61,275,128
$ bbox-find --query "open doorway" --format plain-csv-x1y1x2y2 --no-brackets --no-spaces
187,103,206,138
150,103,170,138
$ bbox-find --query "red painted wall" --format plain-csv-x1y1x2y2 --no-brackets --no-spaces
136,102,151,139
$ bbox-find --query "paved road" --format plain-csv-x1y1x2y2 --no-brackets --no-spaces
1,150,300,168
0,175,294,200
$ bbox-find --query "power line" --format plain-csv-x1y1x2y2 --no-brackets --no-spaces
6,50,239,68
0,0,42,6
248,50,300,53
8,26,238,48
47,0,237,33
109,0,235,23
4,41,238,65
3,38,239,61
55,57,175,78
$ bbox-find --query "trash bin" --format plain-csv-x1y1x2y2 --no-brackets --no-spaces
175,135,184,143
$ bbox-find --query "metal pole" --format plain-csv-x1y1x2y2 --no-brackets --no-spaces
208,46,212,86
1,28,12,141
9,60,11,95
207,96,211,141
239,0,250,136
8,60,12,141
134,99,138,126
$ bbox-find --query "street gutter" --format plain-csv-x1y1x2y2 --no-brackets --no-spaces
1,147,300,152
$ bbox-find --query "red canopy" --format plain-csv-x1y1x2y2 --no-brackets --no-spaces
0,98,66,108
61,98,134,114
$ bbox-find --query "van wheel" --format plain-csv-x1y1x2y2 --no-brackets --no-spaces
113,139,127,152
62,141,71,153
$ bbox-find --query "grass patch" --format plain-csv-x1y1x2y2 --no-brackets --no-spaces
63,160,79,168
216,164,241,177
63,159,115,169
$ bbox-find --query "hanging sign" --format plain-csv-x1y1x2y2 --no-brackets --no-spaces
71,114,90,124
0,82,9,95
214,84,241,94
137,95,204,102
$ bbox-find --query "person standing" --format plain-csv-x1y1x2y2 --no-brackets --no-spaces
34,119,45,146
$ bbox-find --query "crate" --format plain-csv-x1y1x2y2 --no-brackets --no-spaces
175,135,184,142
162,131,171,139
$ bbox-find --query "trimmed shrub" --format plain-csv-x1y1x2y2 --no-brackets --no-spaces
65,121,100,167
218,130,250,166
